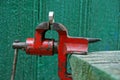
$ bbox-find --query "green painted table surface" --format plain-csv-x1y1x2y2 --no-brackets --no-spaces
70,51,120,80
0,0,120,80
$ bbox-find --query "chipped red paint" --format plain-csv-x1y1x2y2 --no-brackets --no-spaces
12,21,100,80
25,22,88,80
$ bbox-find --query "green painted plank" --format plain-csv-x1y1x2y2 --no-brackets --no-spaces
0,0,120,80
13,0,38,80
88,0,120,51
0,0,19,80
70,51,120,80
0,0,38,80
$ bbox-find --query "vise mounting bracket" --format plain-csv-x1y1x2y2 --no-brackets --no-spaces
11,11,100,80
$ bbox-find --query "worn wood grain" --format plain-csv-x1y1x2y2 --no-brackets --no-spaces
70,51,120,80
0,0,120,80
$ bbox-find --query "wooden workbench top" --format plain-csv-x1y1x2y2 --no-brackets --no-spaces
70,51,120,80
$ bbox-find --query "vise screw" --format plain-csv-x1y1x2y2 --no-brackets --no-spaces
11,12,100,80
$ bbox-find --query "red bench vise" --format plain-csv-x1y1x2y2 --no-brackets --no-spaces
11,12,100,80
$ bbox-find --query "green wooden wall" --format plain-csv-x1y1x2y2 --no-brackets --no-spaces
0,0,119,80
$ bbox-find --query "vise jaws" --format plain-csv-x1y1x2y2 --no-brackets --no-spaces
11,12,100,80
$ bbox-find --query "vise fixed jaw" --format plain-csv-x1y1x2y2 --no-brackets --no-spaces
11,12,100,80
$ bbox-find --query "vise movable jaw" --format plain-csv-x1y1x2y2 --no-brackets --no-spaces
12,12,100,80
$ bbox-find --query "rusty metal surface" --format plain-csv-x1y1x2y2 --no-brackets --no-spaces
0,0,120,80
12,12,100,80
11,49,18,80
